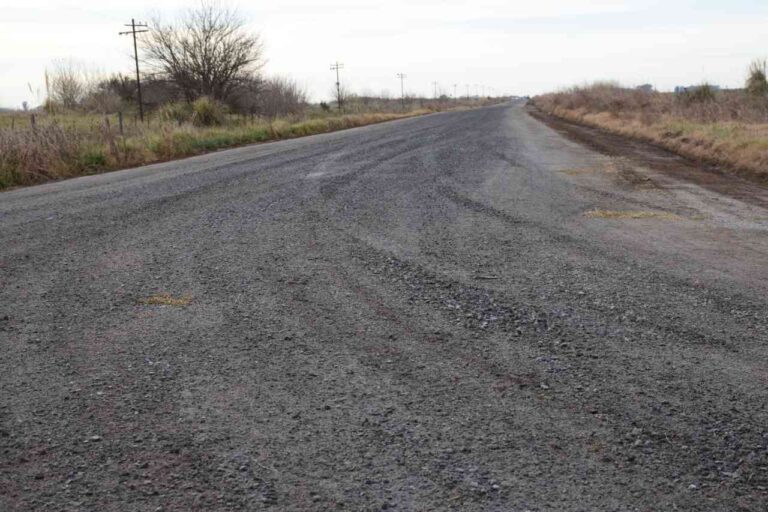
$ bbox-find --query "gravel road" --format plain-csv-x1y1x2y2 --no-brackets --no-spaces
2,102,767,511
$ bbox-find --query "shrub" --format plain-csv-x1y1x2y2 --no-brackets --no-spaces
746,59,768,97
80,148,108,170
257,77,308,118
681,84,717,105
82,89,124,114
155,97,227,127
156,101,193,124
191,97,226,126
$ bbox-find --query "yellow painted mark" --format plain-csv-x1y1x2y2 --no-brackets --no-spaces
139,293,192,306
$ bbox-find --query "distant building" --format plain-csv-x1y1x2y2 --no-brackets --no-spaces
636,84,654,93
675,84,721,94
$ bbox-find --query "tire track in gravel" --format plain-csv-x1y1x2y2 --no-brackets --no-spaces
341,235,768,504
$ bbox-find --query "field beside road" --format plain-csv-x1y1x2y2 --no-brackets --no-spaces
0,99,497,190
1,102,767,511
533,84,768,183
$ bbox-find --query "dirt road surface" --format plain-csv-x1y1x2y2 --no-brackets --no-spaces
2,102,767,511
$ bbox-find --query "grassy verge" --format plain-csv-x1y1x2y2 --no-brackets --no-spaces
0,105,490,190
533,84,768,183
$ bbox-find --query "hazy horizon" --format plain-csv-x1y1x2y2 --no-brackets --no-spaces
1,0,766,108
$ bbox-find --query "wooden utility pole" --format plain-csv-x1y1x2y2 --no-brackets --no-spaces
397,73,407,109
120,19,149,122
432,81,438,99
330,62,344,111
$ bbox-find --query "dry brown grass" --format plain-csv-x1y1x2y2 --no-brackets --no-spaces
534,84,768,182
583,209,681,220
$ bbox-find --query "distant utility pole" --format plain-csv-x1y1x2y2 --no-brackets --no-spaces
465,84,470,99
119,19,149,122
397,73,407,109
432,81,438,99
453,83,458,99
330,61,344,111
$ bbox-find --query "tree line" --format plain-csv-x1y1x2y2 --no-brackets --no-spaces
44,2,307,121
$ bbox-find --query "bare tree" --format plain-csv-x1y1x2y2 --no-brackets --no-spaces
258,77,307,118
83,89,123,114
225,76,264,114
143,2,264,102
330,83,350,112
47,59,90,109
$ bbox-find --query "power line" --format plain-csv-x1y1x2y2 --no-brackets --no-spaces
119,19,149,122
330,61,344,112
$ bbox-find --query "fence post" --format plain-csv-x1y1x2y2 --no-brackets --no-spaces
11,117,14,130
118,112,124,135
30,114,36,131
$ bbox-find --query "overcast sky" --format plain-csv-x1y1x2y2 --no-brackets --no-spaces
1,0,766,108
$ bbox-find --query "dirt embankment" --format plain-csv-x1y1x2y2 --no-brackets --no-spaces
532,89,768,185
